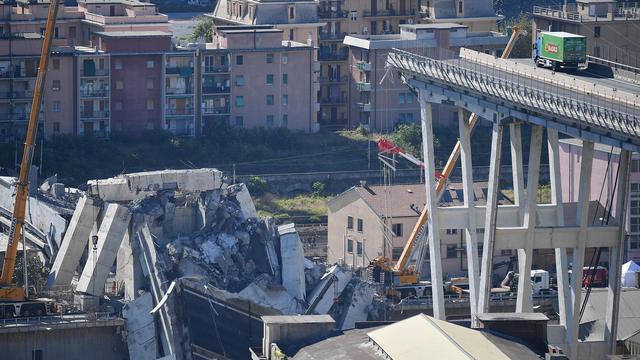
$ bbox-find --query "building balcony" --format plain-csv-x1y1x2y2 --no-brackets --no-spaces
318,50,349,61
318,10,348,19
165,108,194,116
204,65,230,73
313,62,321,72
166,67,193,76
0,70,12,78
203,106,230,115
318,75,348,83
165,88,194,96
314,102,320,112
80,69,109,77
202,86,230,94
320,96,347,105
319,32,347,41
80,89,110,98
356,61,371,71
356,82,371,91
11,90,33,99
80,110,110,119
358,102,371,111
363,9,415,18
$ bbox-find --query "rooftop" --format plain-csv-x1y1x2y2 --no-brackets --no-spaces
580,288,640,342
94,31,172,38
262,314,335,325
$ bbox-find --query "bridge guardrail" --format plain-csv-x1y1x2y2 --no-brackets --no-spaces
386,49,640,144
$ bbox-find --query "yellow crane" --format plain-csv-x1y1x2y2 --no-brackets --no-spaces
374,26,527,295
0,0,61,315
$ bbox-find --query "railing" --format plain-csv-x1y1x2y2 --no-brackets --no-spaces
356,61,371,71
363,9,415,17
318,51,349,61
80,89,109,97
80,69,109,77
80,110,110,119
533,6,582,21
166,66,193,75
319,32,347,41
386,49,640,140
357,102,371,111
318,10,349,19
11,90,33,99
356,82,371,91
165,108,194,116
0,70,12,78
318,75,348,83
0,312,119,328
202,86,230,94
165,87,194,95
533,4,640,21
203,106,230,115
204,65,229,73
320,96,347,104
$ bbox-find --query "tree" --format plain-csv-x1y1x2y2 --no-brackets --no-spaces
499,13,533,59
390,123,439,161
189,17,213,43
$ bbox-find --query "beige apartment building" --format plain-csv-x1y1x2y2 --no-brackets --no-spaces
533,0,640,67
327,182,516,278
419,0,501,31
343,23,507,130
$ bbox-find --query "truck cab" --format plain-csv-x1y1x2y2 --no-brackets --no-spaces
531,269,551,295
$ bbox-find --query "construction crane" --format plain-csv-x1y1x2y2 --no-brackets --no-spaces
371,26,527,298
0,0,61,317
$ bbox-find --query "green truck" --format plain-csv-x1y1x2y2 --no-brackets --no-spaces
534,31,587,72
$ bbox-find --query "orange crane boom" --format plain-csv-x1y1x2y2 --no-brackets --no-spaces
0,0,61,301
392,26,526,276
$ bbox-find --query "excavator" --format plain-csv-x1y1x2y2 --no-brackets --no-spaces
370,26,527,300
0,0,61,317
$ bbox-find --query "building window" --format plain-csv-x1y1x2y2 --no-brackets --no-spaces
266,74,274,85
266,115,274,126
350,11,357,21
631,217,640,233
632,159,640,173
32,349,43,360
115,59,123,70
282,73,288,84
115,101,123,110
115,80,123,90
266,94,274,105
392,247,403,260
282,94,288,106
235,116,244,127
500,249,513,256
146,60,154,69
447,245,458,258
52,59,60,70
357,218,363,232
357,241,363,255
146,79,154,89
392,223,403,237
235,96,244,107
631,235,640,250
347,216,354,229
406,92,413,103
146,99,154,110
632,199,640,216
446,229,458,235
399,93,405,104
282,114,288,127
458,1,463,14
347,239,354,253
288,6,295,19
282,54,288,64
289,29,294,40
52,101,60,112
266,53,274,64
53,122,60,133
594,26,601,38
236,55,244,65
632,183,640,193
235,75,245,86
52,80,60,91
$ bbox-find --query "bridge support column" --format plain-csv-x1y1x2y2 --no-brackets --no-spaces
568,140,594,359
478,123,504,317
509,123,525,225
459,109,480,326
419,97,445,320
548,129,572,336
516,125,543,313
605,149,631,354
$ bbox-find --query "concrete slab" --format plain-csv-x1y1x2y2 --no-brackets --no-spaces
116,230,144,300
76,203,131,296
278,223,306,300
232,184,257,219
340,281,375,330
46,195,100,289
123,292,157,360
307,265,353,314
238,276,305,315
87,169,223,202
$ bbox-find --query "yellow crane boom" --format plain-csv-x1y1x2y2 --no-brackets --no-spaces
392,26,526,275
0,0,61,301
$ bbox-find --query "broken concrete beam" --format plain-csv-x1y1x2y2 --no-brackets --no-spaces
339,281,375,330
306,265,353,314
46,195,100,289
116,230,145,300
278,223,306,300
123,292,157,360
87,169,223,202
232,183,257,219
76,203,131,296
238,275,305,315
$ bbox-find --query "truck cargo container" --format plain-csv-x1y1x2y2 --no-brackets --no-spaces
534,31,587,72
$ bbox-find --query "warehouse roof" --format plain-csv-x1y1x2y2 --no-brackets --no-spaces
579,288,640,342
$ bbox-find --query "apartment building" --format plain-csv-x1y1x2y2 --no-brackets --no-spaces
419,0,501,31
327,182,516,277
316,0,419,128
559,139,640,261
343,23,507,131
532,0,640,68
